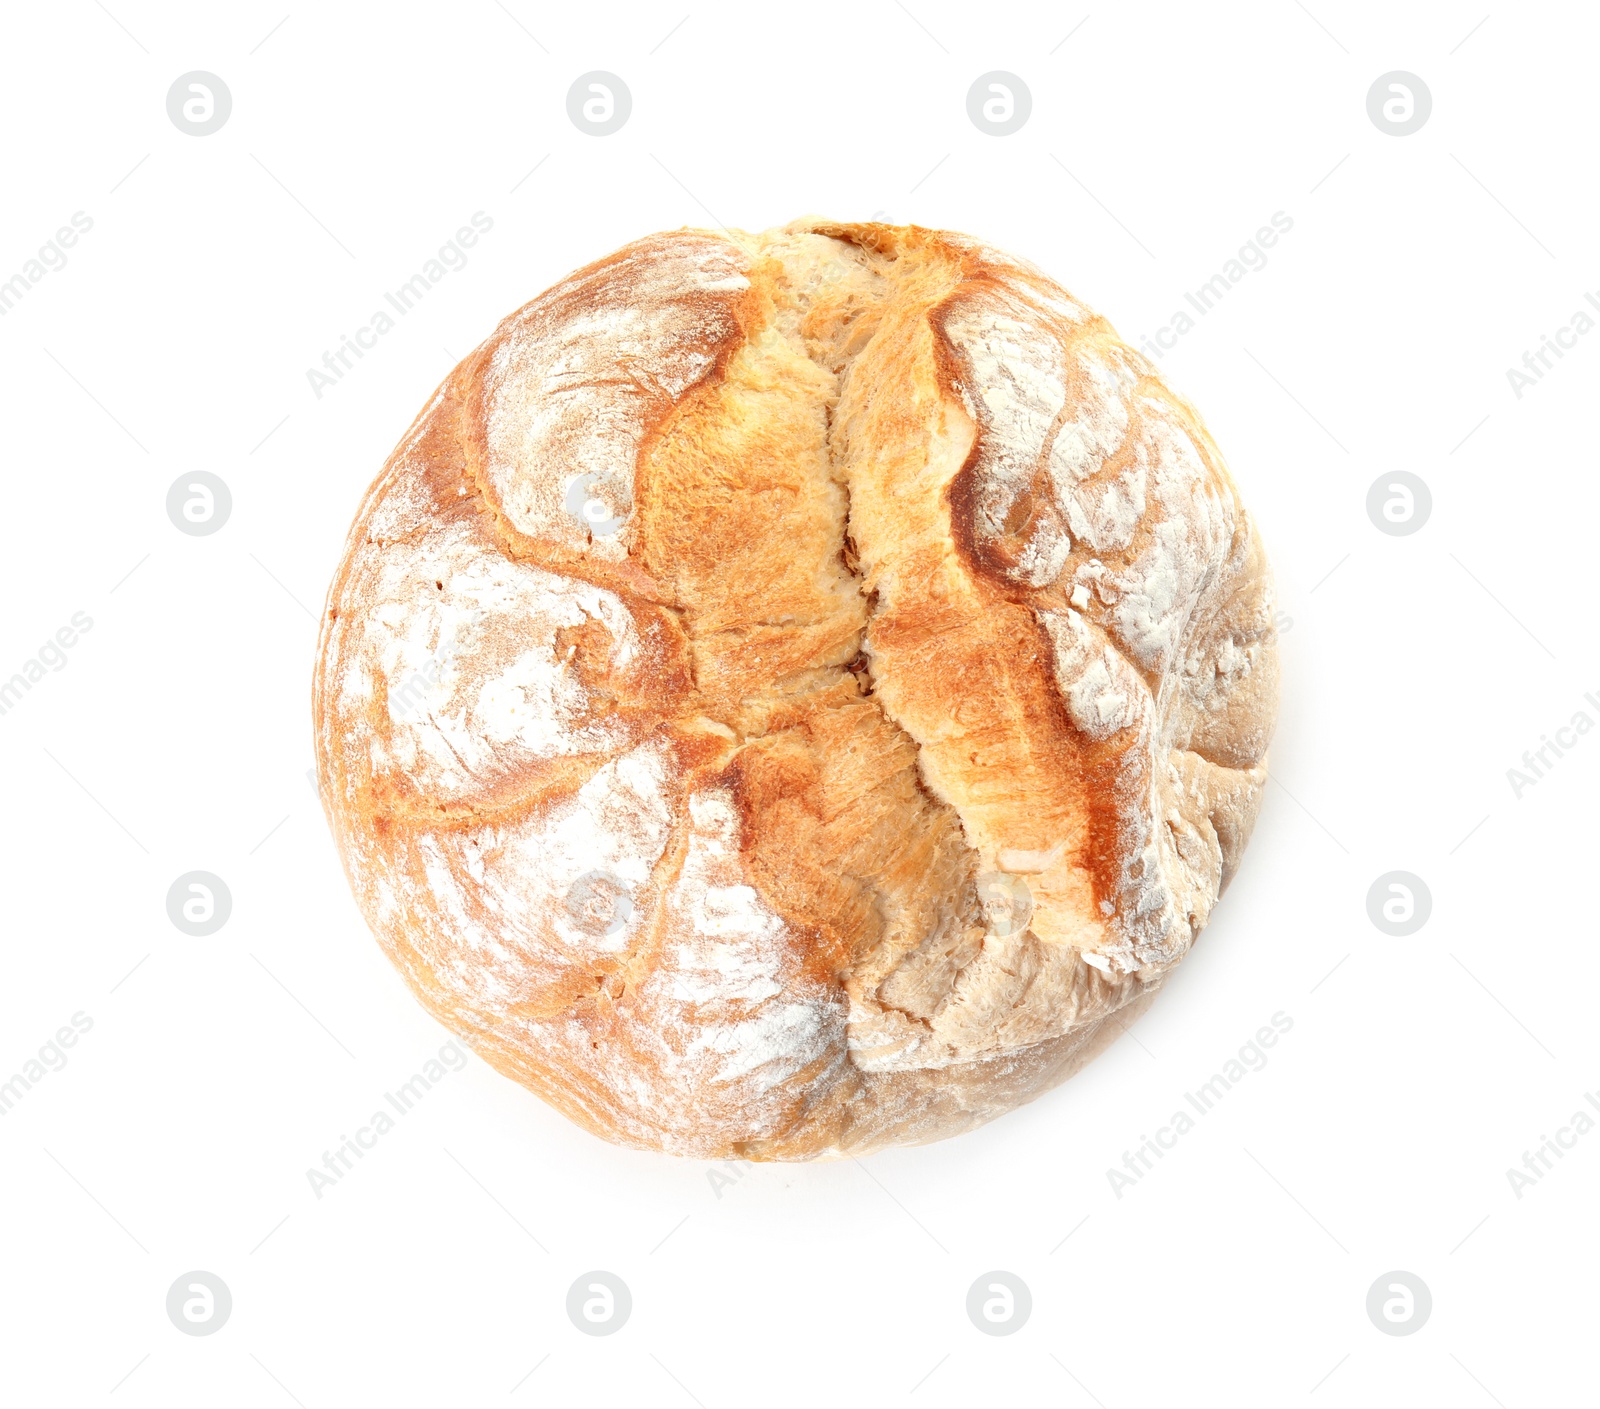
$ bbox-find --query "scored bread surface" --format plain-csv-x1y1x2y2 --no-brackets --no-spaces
312,219,1279,1160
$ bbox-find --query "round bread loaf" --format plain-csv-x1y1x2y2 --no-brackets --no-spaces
312,218,1279,1160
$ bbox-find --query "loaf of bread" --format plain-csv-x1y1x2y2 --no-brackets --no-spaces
311,218,1279,1159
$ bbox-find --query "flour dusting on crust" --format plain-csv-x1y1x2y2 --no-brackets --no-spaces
312,219,1279,1160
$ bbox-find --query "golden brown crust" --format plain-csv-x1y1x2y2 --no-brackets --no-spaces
312,220,1279,1159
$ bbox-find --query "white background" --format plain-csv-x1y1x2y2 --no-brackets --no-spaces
2,1,1595,1404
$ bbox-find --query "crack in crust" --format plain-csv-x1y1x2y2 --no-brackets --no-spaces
313,219,1279,1160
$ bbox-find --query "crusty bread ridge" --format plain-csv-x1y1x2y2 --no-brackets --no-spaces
311,218,1279,1159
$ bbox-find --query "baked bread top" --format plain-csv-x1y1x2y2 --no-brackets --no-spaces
312,219,1279,1159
